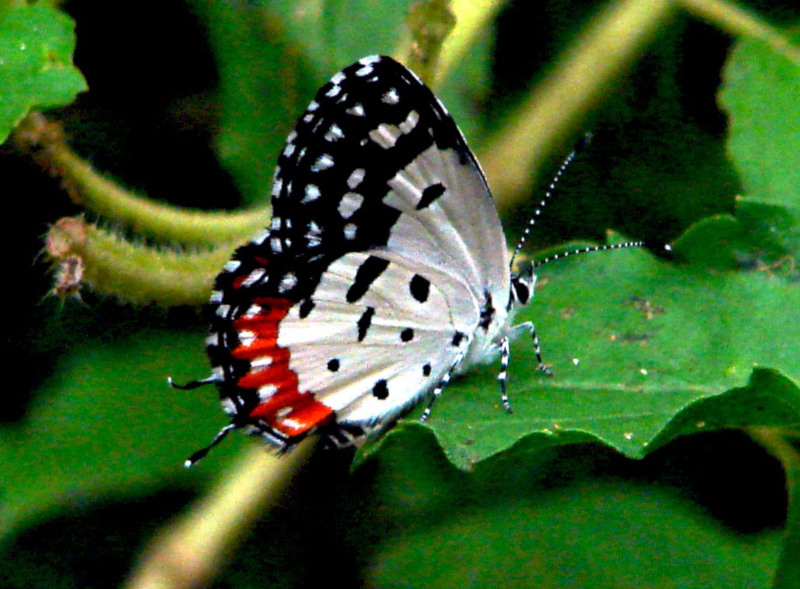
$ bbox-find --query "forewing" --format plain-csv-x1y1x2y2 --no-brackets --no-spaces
268,55,509,307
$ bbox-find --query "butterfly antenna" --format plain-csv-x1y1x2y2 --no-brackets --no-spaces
510,133,593,269
533,240,646,269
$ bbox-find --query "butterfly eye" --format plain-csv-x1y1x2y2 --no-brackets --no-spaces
510,268,535,306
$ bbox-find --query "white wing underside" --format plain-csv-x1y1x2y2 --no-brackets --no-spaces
383,141,510,308
278,249,473,425
276,139,511,426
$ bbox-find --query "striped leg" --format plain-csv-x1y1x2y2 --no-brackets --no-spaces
420,349,466,423
530,324,553,376
498,336,513,413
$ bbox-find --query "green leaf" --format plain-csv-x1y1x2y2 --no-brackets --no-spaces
681,35,800,269
352,433,782,588
0,4,86,143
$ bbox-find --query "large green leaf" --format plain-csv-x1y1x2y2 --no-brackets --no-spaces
359,238,800,470
0,323,245,535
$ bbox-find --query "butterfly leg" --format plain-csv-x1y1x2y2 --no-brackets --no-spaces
529,323,553,376
498,336,513,413
420,349,466,423
508,321,552,375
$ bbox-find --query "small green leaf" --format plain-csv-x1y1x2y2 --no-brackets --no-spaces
0,4,86,143
713,35,800,264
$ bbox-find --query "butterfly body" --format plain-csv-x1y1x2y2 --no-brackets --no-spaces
189,55,539,461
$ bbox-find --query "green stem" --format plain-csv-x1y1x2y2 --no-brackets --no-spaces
47,217,236,305
479,0,676,211
749,428,800,588
16,113,269,247
123,439,318,589
678,0,800,66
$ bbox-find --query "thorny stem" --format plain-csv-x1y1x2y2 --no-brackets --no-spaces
45,217,235,305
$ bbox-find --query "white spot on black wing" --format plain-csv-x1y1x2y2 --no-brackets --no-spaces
346,103,365,117
382,88,400,104
324,124,344,142
311,154,334,172
302,184,321,203
347,168,365,189
338,192,364,219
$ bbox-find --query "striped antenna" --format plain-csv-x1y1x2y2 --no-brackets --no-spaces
510,133,593,269
533,241,646,268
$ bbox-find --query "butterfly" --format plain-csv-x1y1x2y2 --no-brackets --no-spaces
174,55,642,465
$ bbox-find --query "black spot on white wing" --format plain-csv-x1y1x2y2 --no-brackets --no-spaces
346,255,390,303
409,274,430,303
400,328,414,342
357,306,375,342
479,291,495,330
372,379,389,399
298,298,315,318
327,358,340,372
416,182,445,210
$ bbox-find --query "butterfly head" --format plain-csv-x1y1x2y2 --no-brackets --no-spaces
509,264,536,308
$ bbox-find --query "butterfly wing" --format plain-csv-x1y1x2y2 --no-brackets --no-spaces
206,56,510,449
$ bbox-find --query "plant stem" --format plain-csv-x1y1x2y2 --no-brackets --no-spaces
16,113,269,247
123,438,318,589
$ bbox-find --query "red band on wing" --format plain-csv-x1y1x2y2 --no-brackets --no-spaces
249,390,334,436
229,296,334,437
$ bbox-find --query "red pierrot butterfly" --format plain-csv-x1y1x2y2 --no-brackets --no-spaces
173,55,643,465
